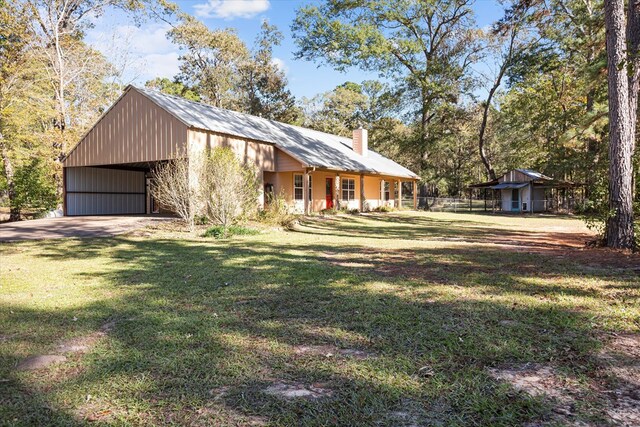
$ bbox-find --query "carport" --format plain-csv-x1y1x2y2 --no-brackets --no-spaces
62,87,188,216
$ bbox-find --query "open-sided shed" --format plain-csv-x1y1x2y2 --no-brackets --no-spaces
470,169,577,213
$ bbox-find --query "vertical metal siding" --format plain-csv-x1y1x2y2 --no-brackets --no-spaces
188,129,276,171
63,89,188,167
65,167,145,215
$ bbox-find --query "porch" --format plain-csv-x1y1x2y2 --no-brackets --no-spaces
263,170,418,213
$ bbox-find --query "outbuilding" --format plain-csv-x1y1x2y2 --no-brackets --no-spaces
470,169,576,213
62,86,419,216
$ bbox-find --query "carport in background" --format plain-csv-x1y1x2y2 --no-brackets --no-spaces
64,167,146,216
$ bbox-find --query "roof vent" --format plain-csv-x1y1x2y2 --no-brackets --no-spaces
353,127,368,157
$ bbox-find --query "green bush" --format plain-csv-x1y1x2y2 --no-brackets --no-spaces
12,158,58,216
373,205,393,213
259,190,298,229
203,225,259,239
320,208,338,215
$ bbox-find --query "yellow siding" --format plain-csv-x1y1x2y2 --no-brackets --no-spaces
265,170,415,212
64,88,189,167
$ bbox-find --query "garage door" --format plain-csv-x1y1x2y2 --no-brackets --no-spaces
65,167,146,215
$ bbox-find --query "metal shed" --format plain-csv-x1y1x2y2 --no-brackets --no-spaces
62,87,189,216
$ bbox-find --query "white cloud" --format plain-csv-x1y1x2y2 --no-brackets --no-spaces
271,57,288,75
140,52,181,80
194,0,270,19
87,22,181,83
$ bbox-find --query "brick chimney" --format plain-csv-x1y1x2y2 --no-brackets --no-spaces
353,127,368,156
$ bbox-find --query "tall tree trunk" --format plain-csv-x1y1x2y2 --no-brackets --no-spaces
604,0,635,249
0,134,20,221
628,0,640,153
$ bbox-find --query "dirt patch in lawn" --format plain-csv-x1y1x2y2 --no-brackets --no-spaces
292,344,373,360
263,381,333,400
596,333,640,426
15,319,117,373
489,334,640,426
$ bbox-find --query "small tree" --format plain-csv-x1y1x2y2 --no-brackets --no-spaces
200,148,259,236
11,157,57,217
150,156,201,231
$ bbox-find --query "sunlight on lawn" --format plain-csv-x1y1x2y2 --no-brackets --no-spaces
1,212,637,426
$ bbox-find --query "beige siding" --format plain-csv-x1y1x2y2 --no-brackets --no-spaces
64,89,189,167
275,149,303,171
188,129,275,171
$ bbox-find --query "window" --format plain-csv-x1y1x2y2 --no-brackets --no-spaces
294,174,303,201
342,178,355,201
294,174,312,201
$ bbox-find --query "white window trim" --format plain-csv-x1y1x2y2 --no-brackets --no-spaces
294,174,312,202
293,174,303,201
341,178,356,201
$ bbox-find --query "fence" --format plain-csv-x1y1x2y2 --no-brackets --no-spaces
413,196,579,213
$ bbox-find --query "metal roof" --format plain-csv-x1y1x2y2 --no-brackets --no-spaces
516,169,552,181
491,182,529,190
132,86,419,179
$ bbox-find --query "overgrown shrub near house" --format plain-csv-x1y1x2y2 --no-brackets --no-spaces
373,205,394,213
259,190,298,229
150,156,201,231
150,148,260,233
200,148,260,233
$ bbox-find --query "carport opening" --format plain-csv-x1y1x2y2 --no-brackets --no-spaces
64,161,174,216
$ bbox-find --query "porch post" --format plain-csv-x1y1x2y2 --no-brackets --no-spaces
529,182,534,214
397,180,403,208
303,170,310,215
413,180,417,210
257,170,265,210
359,174,365,211
335,174,340,210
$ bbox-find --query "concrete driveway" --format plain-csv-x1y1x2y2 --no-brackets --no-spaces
0,216,173,242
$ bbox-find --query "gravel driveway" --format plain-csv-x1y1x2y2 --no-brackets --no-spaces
0,216,172,242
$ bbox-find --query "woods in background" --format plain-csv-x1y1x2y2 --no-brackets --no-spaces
0,0,637,248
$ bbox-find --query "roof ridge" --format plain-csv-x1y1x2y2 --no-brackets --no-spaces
133,85,354,145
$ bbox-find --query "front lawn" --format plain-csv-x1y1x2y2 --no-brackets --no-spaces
1,212,638,426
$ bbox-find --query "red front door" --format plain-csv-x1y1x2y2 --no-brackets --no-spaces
325,178,334,209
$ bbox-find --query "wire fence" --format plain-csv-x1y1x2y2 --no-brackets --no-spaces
408,197,580,213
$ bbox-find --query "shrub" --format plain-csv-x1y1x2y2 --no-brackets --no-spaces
259,190,298,229
203,225,259,239
373,205,393,213
150,156,201,231
150,148,260,233
200,148,260,233
12,158,58,217
320,208,338,215
340,208,359,215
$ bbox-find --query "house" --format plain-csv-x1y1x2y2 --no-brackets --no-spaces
469,169,576,213
62,86,419,216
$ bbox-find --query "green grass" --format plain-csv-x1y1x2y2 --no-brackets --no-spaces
202,225,260,239
1,212,638,426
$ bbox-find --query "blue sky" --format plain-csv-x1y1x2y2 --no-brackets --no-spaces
87,0,505,100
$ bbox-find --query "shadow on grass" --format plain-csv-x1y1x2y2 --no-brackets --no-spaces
1,221,637,425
